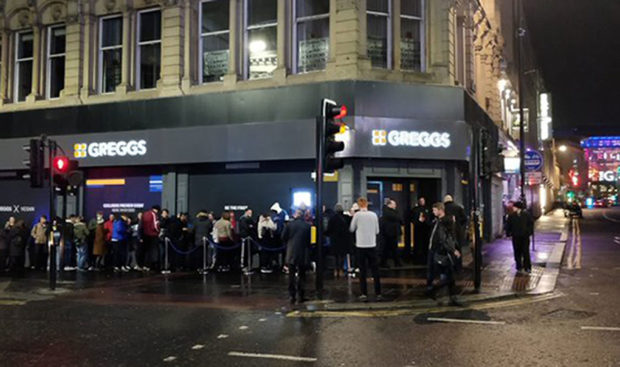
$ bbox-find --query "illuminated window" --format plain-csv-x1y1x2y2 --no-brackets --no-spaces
137,9,161,90
99,15,122,94
46,25,65,99
294,0,329,73
244,0,277,80
293,191,312,209
401,0,425,71
201,0,229,83
15,30,33,102
367,0,391,69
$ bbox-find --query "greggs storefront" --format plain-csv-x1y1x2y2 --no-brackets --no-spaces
0,81,499,248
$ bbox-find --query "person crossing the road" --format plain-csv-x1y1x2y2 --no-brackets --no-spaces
349,197,382,302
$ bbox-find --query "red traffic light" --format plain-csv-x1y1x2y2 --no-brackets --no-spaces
53,156,70,173
334,105,347,119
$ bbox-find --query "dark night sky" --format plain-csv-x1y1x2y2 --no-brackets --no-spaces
523,0,620,139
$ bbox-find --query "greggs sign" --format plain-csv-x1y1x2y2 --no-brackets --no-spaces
372,130,451,148
73,140,147,159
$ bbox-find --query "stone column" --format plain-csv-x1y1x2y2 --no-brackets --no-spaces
117,6,134,94
26,25,41,102
272,0,287,82
331,0,365,77
63,13,83,97
0,28,9,103
223,0,238,86
79,3,94,99
181,0,194,90
393,0,402,71
160,1,184,95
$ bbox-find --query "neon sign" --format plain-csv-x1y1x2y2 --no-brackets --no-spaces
372,130,451,148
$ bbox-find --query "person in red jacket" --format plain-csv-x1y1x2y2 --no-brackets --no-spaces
103,214,115,270
140,205,161,271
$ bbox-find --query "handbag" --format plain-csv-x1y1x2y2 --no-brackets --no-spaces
433,251,454,266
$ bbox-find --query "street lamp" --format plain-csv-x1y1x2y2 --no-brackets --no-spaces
559,145,568,152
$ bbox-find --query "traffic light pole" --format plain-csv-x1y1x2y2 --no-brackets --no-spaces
315,116,325,297
48,139,57,291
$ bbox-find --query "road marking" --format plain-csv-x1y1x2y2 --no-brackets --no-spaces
239,325,249,330
258,318,267,322
580,326,620,332
191,344,205,350
163,356,177,362
589,292,600,296
287,292,563,318
0,299,27,306
603,213,620,223
217,334,229,339
228,351,317,362
427,317,506,325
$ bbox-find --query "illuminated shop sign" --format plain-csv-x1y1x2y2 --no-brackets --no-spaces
372,130,451,148
73,140,147,159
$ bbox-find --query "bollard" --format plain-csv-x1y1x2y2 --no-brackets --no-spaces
243,238,254,275
199,236,208,275
161,237,171,274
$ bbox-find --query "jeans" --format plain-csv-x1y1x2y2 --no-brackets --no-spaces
357,247,381,296
112,240,127,269
76,242,88,270
63,241,74,268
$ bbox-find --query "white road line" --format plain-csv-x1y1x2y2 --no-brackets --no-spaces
217,334,229,339
163,356,177,362
239,325,249,330
426,317,506,325
603,213,620,223
228,351,317,362
580,326,620,332
191,344,205,350
258,318,267,322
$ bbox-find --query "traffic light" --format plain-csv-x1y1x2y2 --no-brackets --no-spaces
322,102,347,173
23,139,45,188
52,156,83,192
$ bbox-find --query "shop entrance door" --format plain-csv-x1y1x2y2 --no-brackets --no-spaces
367,177,441,261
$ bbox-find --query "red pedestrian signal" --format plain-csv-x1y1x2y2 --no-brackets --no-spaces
53,156,70,173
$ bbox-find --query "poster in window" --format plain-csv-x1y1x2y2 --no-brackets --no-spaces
298,38,328,72
203,50,229,78
401,39,421,71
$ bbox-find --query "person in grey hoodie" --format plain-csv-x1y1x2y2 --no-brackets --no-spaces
349,197,382,301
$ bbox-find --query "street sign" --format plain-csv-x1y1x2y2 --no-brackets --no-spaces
525,171,542,186
524,150,543,171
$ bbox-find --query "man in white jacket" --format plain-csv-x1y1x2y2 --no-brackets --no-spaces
349,197,382,301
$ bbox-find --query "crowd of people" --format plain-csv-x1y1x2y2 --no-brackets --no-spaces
0,194,471,306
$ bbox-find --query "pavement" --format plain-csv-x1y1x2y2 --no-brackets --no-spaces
0,210,569,314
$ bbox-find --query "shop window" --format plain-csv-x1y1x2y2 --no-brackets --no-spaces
201,0,229,83
367,0,391,69
294,0,329,74
401,0,425,72
14,31,34,102
137,9,161,90
46,25,65,99
244,0,277,80
99,16,123,94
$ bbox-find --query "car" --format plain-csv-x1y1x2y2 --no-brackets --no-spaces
564,202,583,218
594,198,611,208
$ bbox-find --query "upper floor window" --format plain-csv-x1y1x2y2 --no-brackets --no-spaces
46,25,66,99
99,16,123,94
244,0,277,80
401,0,425,72
201,0,229,83
367,0,392,69
294,0,329,73
137,9,161,90
14,31,33,102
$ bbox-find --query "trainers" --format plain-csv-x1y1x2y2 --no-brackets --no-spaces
87,266,94,271
260,268,273,274
376,294,384,302
358,294,368,302
134,266,143,271
113,267,120,272
121,266,129,272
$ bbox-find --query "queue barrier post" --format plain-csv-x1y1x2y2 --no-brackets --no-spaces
161,237,171,274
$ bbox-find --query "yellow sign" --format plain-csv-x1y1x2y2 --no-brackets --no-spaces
311,226,317,244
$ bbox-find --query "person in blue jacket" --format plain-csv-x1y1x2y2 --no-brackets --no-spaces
111,213,130,272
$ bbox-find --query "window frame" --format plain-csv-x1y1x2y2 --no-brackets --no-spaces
199,0,230,84
45,24,66,100
136,7,162,91
14,30,34,103
98,14,123,95
243,0,278,80
366,0,393,69
400,0,426,72
292,0,330,74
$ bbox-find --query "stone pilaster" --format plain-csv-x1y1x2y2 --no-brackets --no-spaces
160,1,184,94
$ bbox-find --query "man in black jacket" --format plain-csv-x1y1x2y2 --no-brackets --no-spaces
239,209,256,240
282,210,311,305
443,195,467,250
428,202,462,306
411,197,432,263
380,199,403,268
506,201,534,274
